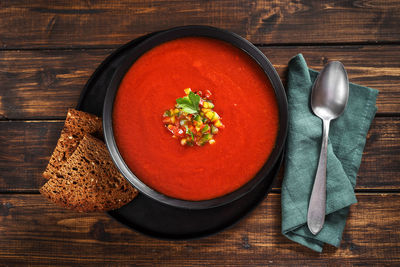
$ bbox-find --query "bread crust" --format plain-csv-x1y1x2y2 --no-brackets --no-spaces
40,135,138,212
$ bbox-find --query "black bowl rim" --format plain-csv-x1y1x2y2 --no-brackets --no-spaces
103,25,288,209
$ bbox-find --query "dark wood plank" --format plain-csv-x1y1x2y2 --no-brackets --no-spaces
0,121,63,192
0,49,110,120
0,118,399,192
1,0,400,49
1,45,399,120
0,193,398,265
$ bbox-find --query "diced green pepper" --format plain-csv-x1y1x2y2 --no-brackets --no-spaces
201,133,212,142
201,125,210,133
194,114,202,123
163,110,171,117
211,125,219,134
186,129,195,140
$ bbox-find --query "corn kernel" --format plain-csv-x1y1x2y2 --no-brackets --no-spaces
209,139,216,145
180,139,187,145
211,112,220,122
184,88,192,95
167,125,174,130
214,120,223,127
203,102,214,109
170,116,176,123
174,108,179,114
205,111,214,120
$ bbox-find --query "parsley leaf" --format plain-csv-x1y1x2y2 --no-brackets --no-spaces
176,92,200,114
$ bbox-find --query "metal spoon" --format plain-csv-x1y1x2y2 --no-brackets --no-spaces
307,61,349,235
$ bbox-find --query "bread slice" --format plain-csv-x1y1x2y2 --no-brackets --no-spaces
40,135,138,212
43,108,103,180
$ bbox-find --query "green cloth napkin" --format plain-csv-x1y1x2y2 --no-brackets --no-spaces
281,54,378,252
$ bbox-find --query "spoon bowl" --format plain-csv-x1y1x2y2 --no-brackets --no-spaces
307,61,349,235
311,62,349,120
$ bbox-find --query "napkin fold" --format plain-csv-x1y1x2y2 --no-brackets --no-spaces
281,54,378,252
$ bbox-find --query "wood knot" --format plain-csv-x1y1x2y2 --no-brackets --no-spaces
0,202,13,216
366,132,378,144
90,221,111,242
241,235,251,249
38,68,57,88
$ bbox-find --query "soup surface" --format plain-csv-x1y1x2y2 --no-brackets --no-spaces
113,37,279,201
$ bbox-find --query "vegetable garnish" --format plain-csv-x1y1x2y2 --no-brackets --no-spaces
162,88,224,146
176,91,200,114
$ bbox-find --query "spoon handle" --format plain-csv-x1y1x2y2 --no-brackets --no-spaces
307,119,330,235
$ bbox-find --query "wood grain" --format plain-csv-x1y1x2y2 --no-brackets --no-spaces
1,45,399,120
0,121,63,192
0,0,399,49
0,193,398,265
0,49,109,120
0,118,398,192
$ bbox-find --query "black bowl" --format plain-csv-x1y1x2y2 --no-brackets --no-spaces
103,25,288,210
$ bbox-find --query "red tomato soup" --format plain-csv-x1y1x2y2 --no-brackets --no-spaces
113,37,279,201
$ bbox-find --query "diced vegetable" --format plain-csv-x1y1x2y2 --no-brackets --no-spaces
205,111,214,120
201,125,210,133
211,125,218,134
214,119,223,128
201,133,212,141
162,89,224,146
194,114,202,124
203,101,214,109
163,110,171,117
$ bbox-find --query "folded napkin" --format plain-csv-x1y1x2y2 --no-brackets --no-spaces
281,54,378,252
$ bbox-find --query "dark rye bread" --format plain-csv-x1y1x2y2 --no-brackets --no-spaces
43,108,103,180
40,135,138,212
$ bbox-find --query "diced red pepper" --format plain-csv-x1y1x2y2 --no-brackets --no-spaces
162,117,171,124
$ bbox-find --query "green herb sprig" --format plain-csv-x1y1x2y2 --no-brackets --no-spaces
176,92,200,114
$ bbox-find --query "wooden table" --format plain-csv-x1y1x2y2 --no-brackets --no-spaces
1,1,399,265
